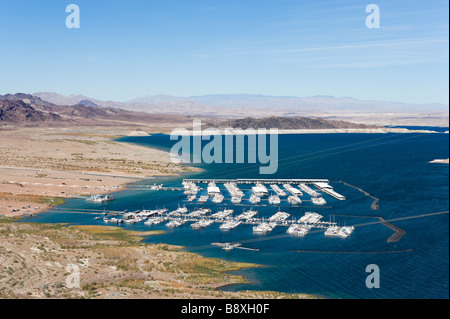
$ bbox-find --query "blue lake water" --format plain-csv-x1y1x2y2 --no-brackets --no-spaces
21,129,449,299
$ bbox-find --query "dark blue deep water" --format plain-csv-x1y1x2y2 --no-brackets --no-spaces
22,130,449,299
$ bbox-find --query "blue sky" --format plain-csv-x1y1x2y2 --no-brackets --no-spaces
0,0,448,104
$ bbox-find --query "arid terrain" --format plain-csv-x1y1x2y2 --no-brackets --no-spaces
0,124,311,299
0,126,197,217
0,91,447,300
0,218,313,299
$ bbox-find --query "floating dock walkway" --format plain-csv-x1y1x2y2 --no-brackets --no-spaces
183,178,330,185
333,214,407,243
313,182,346,200
211,242,259,251
378,217,406,242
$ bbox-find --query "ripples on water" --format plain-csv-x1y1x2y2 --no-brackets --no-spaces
23,130,449,298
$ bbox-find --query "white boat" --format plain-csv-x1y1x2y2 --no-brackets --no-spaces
249,194,261,204
268,195,281,205
299,183,321,197
106,218,123,224
212,193,224,203
224,182,245,198
198,195,208,203
176,205,188,214
287,195,301,205
222,243,234,251
299,212,323,224
287,224,311,236
236,209,258,220
144,216,164,225
166,219,186,228
211,209,234,219
231,196,242,204
183,181,199,194
338,226,355,238
268,211,290,222
252,183,268,197
219,220,242,230
152,217,164,224
191,219,214,229
253,222,276,233
324,225,340,236
311,196,327,205
187,195,196,202
86,194,114,203
270,184,287,197
187,208,210,217
283,184,303,196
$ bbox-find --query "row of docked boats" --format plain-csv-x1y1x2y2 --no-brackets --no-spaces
324,225,355,238
299,212,323,224
212,193,224,203
253,222,277,233
270,184,287,196
191,219,214,229
187,182,328,206
183,181,200,195
210,209,234,219
219,219,242,230
225,182,245,204
268,211,290,222
268,194,281,205
86,194,114,203
286,223,311,236
101,206,354,238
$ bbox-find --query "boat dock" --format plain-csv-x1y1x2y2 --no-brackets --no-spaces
378,217,406,242
183,178,330,185
180,178,344,205
313,182,346,200
211,242,259,251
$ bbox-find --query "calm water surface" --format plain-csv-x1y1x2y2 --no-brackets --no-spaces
22,130,449,298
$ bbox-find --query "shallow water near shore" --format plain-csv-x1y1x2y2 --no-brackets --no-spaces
22,129,449,298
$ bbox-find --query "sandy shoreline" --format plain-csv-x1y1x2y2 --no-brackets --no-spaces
0,126,198,217
1,125,444,217
430,158,449,164
161,127,443,135
0,125,316,299
0,220,314,299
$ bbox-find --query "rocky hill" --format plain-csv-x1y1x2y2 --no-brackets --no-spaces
0,99,63,123
0,93,196,126
213,116,378,130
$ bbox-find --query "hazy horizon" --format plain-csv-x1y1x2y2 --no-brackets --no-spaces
27,91,449,107
0,0,448,105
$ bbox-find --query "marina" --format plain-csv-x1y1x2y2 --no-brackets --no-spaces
16,129,445,300
178,178,345,206
313,182,346,201
96,208,336,232
182,178,330,184
86,194,114,203
98,206,342,237
80,178,361,241
211,242,260,252
13,130,448,300
125,178,345,208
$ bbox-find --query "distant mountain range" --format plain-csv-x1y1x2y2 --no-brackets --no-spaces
1,93,381,130
0,93,193,126
2,92,448,127
33,92,448,116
